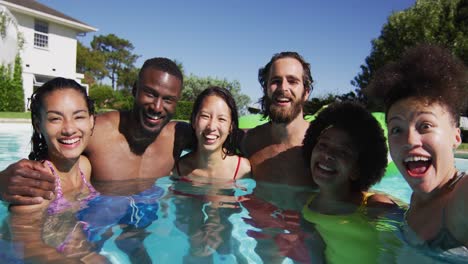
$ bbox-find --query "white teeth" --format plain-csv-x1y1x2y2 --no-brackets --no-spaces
404,156,430,162
204,134,218,140
318,163,333,172
60,138,79,144
146,113,161,120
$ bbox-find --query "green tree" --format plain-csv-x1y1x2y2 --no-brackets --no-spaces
304,94,336,115
182,75,251,114
117,66,139,91
0,56,24,111
89,84,113,110
353,0,468,109
10,55,24,111
76,41,107,86
90,34,140,90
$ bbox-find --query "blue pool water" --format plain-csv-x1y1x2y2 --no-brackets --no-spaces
1,123,468,263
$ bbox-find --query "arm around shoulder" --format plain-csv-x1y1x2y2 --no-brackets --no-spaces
0,159,56,205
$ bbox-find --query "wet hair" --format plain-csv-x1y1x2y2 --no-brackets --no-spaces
133,57,184,96
190,86,240,156
258,51,314,117
302,102,388,191
28,77,94,161
365,44,468,126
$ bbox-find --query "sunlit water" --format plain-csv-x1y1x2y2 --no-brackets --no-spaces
1,123,467,263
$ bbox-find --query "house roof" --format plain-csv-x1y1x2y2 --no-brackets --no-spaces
0,0,97,32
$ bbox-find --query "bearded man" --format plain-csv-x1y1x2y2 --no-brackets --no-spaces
242,52,316,187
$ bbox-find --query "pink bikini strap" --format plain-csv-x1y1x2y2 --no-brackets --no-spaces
45,160,63,198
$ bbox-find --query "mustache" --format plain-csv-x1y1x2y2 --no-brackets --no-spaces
272,89,295,100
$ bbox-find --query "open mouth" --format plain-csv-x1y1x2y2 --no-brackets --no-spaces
404,156,432,176
202,133,219,144
58,137,80,147
317,163,335,172
144,112,163,125
313,162,337,179
274,97,292,106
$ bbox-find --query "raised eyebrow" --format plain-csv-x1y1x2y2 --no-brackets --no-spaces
416,111,437,118
73,109,89,115
387,115,403,124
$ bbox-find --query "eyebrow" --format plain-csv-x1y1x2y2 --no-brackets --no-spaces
46,109,88,115
387,110,436,123
270,74,301,80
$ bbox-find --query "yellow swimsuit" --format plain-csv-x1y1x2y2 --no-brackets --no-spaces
302,192,398,263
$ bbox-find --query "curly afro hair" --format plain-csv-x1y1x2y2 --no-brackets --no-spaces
364,44,468,126
302,102,388,191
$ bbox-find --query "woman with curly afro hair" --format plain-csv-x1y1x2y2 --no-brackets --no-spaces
301,101,400,263
365,44,468,255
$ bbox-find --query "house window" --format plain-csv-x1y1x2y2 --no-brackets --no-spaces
34,20,48,48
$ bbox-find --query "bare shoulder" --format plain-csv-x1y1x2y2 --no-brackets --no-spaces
79,155,92,182
242,123,270,156
94,111,120,132
451,175,468,215
237,156,252,179
88,111,121,149
448,174,468,244
367,193,399,208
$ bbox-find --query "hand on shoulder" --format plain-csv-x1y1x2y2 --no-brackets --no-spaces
0,159,56,205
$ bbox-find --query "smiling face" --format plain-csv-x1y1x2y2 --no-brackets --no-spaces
36,88,94,163
265,57,309,123
310,127,359,191
133,68,182,136
193,95,232,154
387,97,461,195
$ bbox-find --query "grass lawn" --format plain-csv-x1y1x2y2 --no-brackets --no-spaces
458,142,468,151
0,112,31,119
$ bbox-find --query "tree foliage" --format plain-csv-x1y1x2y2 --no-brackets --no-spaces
0,55,24,111
89,83,132,111
182,75,251,114
353,0,468,109
76,41,107,86
78,35,251,114
90,34,139,90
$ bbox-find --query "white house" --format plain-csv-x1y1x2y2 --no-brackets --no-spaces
0,0,97,110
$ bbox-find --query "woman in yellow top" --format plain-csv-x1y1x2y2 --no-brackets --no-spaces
301,102,401,263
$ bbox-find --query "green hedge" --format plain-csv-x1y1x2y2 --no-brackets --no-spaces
89,85,133,111
174,101,193,120
0,56,24,112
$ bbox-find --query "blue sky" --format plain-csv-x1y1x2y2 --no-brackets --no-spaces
41,0,415,104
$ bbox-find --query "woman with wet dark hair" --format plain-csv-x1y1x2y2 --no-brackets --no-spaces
173,86,250,180
9,77,106,262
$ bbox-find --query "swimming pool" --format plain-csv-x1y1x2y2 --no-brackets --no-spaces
1,122,467,263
